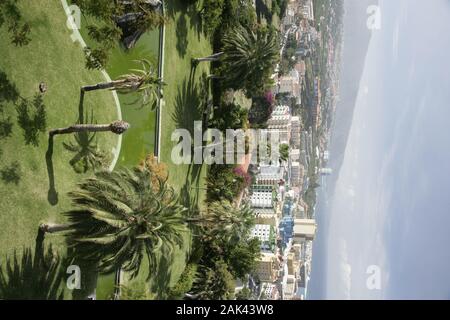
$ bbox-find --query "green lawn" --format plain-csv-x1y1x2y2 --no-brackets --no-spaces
0,0,119,295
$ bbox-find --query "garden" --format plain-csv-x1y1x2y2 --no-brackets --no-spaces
0,0,282,300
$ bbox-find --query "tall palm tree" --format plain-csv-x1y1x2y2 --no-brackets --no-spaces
81,59,163,108
0,246,64,300
221,25,278,93
192,52,224,64
40,167,189,279
193,24,278,94
49,120,130,137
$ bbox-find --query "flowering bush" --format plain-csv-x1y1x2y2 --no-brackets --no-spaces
264,91,275,106
233,166,252,187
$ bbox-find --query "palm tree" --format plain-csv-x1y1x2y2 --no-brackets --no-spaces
221,25,278,93
189,201,255,243
0,246,64,300
40,167,189,279
193,24,278,94
192,52,224,64
188,260,235,300
81,59,163,108
49,120,130,137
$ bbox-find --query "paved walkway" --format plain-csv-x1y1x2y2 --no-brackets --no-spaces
155,1,166,161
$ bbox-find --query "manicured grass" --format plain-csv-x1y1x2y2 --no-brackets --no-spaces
121,0,212,298
0,0,119,294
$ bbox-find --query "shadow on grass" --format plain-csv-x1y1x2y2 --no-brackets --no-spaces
166,0,204,40
0,106,14,139
0,161,21,185
0,70,19,104
171,71,204,136
0,229,64,300
64,251,99,300
16,94,47,147
46,135,58,205
150,246,174,299
64,110,106,174
176,14,188,58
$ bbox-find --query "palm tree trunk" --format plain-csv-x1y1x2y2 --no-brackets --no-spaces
194,52,224,62
39,223,75,234
207,74,225,80
113,268,122,300
81,80,127,92
49,121,130,137
184,293,198,300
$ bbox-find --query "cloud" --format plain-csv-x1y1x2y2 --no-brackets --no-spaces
312,0,450,299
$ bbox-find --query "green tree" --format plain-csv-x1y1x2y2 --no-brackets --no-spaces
190,260,235,300
167,263,197,299
209,102,248,131
40,167,189,279
196,201,255,243
236,286,252,300
279,143,289,162
224,237,260,279
201,0,225,36
221,25,279,96
194,24,279,96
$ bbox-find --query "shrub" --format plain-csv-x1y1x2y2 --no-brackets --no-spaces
138,153,168,191
167,264,198,300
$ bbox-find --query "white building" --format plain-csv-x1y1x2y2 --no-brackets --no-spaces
299,0,314,21
283,275,298,300
252,224,276,252
290,161,304,188
290,116,301,148
293,219,317,243
261,283,280,300
267,105,292,144
278,70,301,103
250,191,273,208
290,148,300,162
256,164,284,186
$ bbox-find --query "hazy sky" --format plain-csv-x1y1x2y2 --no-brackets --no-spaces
311,0,450,299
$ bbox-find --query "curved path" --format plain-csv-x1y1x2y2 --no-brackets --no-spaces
154,1,166,161
60,0,123,172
